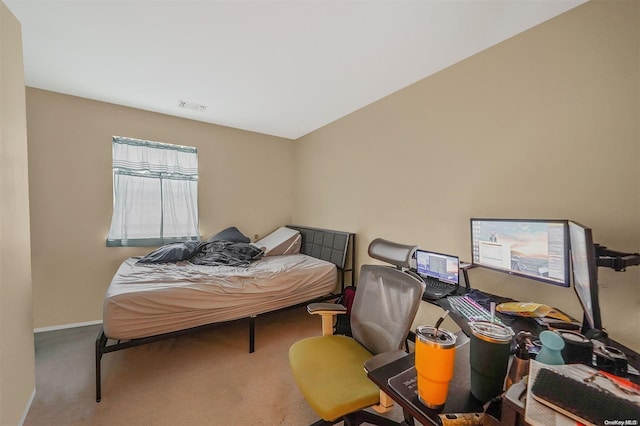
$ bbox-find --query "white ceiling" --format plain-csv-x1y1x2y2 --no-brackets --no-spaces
6,0,586,140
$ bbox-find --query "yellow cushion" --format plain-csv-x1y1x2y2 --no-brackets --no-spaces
289,335,379,421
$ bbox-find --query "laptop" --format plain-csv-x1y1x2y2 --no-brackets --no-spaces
414,249,460,300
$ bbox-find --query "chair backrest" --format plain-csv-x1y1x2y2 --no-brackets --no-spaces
367,238,418,270
350,264,426,355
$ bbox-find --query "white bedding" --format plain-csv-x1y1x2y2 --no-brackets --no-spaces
252,226,302,256
103,254,337,339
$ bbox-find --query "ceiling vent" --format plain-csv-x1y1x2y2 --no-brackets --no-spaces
178,100,207,112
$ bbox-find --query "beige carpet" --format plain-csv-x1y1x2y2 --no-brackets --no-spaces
25,307,406,426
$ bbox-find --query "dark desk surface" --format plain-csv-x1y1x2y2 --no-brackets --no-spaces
431,289,640,374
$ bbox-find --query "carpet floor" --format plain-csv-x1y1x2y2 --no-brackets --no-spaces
24,307,406,426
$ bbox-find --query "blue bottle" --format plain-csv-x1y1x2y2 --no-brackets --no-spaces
536,330,566,365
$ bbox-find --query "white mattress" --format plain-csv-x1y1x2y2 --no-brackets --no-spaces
102,254,337,340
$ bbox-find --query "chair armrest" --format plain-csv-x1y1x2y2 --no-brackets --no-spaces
307,303,346,336
307,303,347,315
363,349,408,373
364,350,408,414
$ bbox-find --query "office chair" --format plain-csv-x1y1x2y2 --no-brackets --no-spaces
289,247,425,425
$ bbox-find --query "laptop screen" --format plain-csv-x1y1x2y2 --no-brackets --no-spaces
415,249,460,285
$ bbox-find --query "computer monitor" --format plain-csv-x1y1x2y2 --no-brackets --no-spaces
415,249,460,285
568,220,603,335
470,218,570,287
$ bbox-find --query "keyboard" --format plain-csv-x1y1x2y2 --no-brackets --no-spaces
422,278,457,300
531,368,640,425
447,295,503,324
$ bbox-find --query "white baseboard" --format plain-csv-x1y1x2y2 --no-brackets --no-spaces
34,319,103,333
19,388,36,426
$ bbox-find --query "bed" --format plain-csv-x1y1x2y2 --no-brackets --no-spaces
95,225,355,402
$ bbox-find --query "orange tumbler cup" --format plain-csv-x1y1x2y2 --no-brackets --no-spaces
415,326,457,409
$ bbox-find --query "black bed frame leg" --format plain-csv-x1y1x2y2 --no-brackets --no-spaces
249,316,256,353
95,327,107,402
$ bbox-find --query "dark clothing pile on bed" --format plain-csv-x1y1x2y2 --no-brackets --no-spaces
189,241,263,267
136,226,263,266
136,240,263,266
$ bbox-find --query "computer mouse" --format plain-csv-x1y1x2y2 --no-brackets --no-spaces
467,289,491,304
422,291,443,301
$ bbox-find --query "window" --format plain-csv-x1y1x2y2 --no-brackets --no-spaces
107,136,199,247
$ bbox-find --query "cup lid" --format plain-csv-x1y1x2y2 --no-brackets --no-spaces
469,321,514,343
415,325,457,348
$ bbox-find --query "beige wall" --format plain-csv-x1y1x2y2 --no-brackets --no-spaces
294,1,640,351
22,1,640,353
0,2,36,424
26,88,295,328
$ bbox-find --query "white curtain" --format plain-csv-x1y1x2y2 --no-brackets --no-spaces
107,136,199,247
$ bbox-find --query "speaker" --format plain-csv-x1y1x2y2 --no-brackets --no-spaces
558,330,593,365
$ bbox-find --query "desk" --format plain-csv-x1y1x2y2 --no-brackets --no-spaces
370,290,640,426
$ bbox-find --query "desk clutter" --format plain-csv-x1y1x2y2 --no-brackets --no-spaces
526,361,640,426
371,221,640,425
495,302,574,323
405,295,640,426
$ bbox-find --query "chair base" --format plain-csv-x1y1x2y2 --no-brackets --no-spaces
310,409,401,426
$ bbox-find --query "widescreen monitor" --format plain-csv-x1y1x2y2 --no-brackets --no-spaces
568,220,602,333
470,218,570,287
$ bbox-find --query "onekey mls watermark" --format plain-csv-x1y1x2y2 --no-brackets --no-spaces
604,421,639,426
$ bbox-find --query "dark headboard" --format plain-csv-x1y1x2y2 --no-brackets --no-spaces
287,225,356,294
287,225,355,271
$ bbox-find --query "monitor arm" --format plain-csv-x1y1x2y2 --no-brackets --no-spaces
595,244,640,271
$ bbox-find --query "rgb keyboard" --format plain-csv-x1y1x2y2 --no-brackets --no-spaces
447,295,503,324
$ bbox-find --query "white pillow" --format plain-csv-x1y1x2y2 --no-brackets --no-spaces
253,227,301,256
